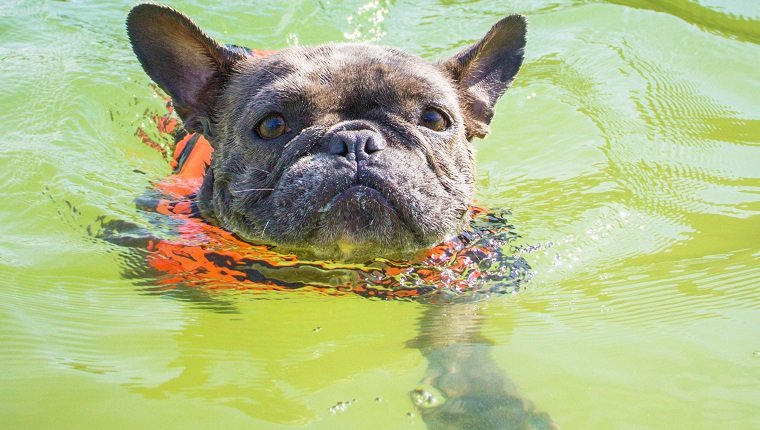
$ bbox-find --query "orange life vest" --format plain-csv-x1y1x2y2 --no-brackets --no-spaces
135,50,524,300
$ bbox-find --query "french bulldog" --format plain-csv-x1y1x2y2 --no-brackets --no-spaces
127,4,526,260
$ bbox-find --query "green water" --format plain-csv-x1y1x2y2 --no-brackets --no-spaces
1,1,759,429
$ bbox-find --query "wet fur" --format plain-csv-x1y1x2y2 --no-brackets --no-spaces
127,4,526,259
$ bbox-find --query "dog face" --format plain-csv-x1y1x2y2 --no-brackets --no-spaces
127,4,526,258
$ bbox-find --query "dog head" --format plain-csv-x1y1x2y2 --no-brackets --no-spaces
127,4,526,259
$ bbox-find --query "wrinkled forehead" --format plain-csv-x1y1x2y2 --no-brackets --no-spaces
233,44,457,114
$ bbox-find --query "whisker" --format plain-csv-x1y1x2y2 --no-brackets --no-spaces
231,187,275,194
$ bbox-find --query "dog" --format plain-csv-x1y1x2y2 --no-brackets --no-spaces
127,4,526,260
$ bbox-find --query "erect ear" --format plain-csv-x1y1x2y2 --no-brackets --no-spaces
127,4,248,135
442,15,526,140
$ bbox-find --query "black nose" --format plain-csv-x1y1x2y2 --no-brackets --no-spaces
324,129,386,161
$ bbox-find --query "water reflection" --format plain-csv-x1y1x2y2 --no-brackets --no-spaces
410,303,556,429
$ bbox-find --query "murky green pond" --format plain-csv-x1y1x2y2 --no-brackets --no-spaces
1,1,759,429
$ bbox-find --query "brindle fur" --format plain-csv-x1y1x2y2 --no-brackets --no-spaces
127,4,526,259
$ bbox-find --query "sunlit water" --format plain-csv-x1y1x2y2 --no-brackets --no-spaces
1,1,758,429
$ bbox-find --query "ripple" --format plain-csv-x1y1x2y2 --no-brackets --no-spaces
0,268,186,371
605,0,760,44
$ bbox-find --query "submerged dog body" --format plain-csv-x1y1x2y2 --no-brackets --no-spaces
127,4,525,259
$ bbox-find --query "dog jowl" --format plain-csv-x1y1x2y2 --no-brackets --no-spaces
127,4,526,259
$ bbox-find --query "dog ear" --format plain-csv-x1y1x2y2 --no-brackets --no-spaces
442,15,526,140
127,4,247,135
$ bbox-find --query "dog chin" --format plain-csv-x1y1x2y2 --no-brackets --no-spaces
310,185,418,259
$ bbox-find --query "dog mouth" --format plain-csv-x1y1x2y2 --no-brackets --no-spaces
314,183,420,255
232,157,443,259
318,185,393,215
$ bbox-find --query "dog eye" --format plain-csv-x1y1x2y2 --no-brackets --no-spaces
419,108,449,131
255,113,287,139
